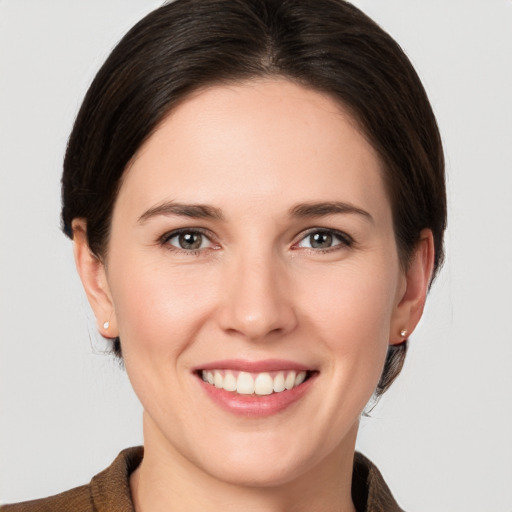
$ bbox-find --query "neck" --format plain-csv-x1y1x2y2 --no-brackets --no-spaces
130,413,358,512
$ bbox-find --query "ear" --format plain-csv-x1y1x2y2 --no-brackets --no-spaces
389,229,435,345
72,219,119,338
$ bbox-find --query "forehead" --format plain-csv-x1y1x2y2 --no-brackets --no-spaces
117,79,388,220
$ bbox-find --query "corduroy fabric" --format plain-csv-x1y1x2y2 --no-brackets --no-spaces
2,447,403,511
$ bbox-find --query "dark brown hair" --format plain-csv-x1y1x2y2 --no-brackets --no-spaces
62,0,446,395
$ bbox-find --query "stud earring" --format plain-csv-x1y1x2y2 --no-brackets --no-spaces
103,321,110,330
400,329,408,337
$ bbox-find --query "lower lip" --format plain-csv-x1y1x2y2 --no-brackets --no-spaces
196,373,317,417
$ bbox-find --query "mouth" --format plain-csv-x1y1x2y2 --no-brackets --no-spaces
193,360,318,416
197,369,314,396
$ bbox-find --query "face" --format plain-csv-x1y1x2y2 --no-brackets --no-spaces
96,80,409,485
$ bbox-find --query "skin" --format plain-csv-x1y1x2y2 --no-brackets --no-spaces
73,79,434,512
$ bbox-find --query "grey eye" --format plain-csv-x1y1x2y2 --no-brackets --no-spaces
297,229,352,250
308,232,333,249
165,230,212,251
178,232,203,250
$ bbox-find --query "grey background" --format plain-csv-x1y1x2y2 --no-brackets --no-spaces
1,1,511,510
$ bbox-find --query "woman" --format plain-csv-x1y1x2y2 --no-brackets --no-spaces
3,0,446,510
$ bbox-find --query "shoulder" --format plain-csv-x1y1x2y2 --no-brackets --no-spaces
352,452,405,512
1,447,143,512
1,485,91,512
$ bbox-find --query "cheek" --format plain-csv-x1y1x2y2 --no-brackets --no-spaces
300,259,397,336
112,271,184,344
105,258,220,421
297,259,398,385
107,254,221,364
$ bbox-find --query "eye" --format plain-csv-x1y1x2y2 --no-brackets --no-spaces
162,229,215,252
296,229,352,251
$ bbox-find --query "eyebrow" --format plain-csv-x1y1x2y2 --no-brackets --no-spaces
138,200,372,224
138,201,225,223
288,201,374,223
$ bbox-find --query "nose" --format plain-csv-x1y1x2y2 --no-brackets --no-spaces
216,252,298,342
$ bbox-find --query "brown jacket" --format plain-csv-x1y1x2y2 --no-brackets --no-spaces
2,447,404,512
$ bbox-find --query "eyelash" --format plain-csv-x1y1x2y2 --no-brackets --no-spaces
158,227,354,255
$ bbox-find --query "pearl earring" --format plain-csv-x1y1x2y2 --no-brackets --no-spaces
103,321,110,329
400,329,408,337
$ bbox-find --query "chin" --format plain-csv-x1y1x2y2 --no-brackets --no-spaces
184,426,342,489
201,453,310,488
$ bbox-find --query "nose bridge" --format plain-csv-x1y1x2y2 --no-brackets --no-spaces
218,247,297,341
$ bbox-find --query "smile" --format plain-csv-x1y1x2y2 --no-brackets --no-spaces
200,369,309,395
195,360,318,417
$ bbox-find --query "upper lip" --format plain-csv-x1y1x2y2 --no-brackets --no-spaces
194,359,314,373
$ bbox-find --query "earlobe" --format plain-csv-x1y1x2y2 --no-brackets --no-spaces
389,229,435,345
71,219,118,338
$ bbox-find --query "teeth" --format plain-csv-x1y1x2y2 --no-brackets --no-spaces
273,371,285,392
285,371,296,390
223,371,237,392
254,373,274,395
295,371,306,386
237,372,254,394
201,369,310,395
214,371,223,388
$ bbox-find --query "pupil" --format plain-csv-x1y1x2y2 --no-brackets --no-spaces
310,232,332,249
179,232,202,249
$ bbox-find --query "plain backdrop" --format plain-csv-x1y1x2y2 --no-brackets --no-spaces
1,1,511,510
